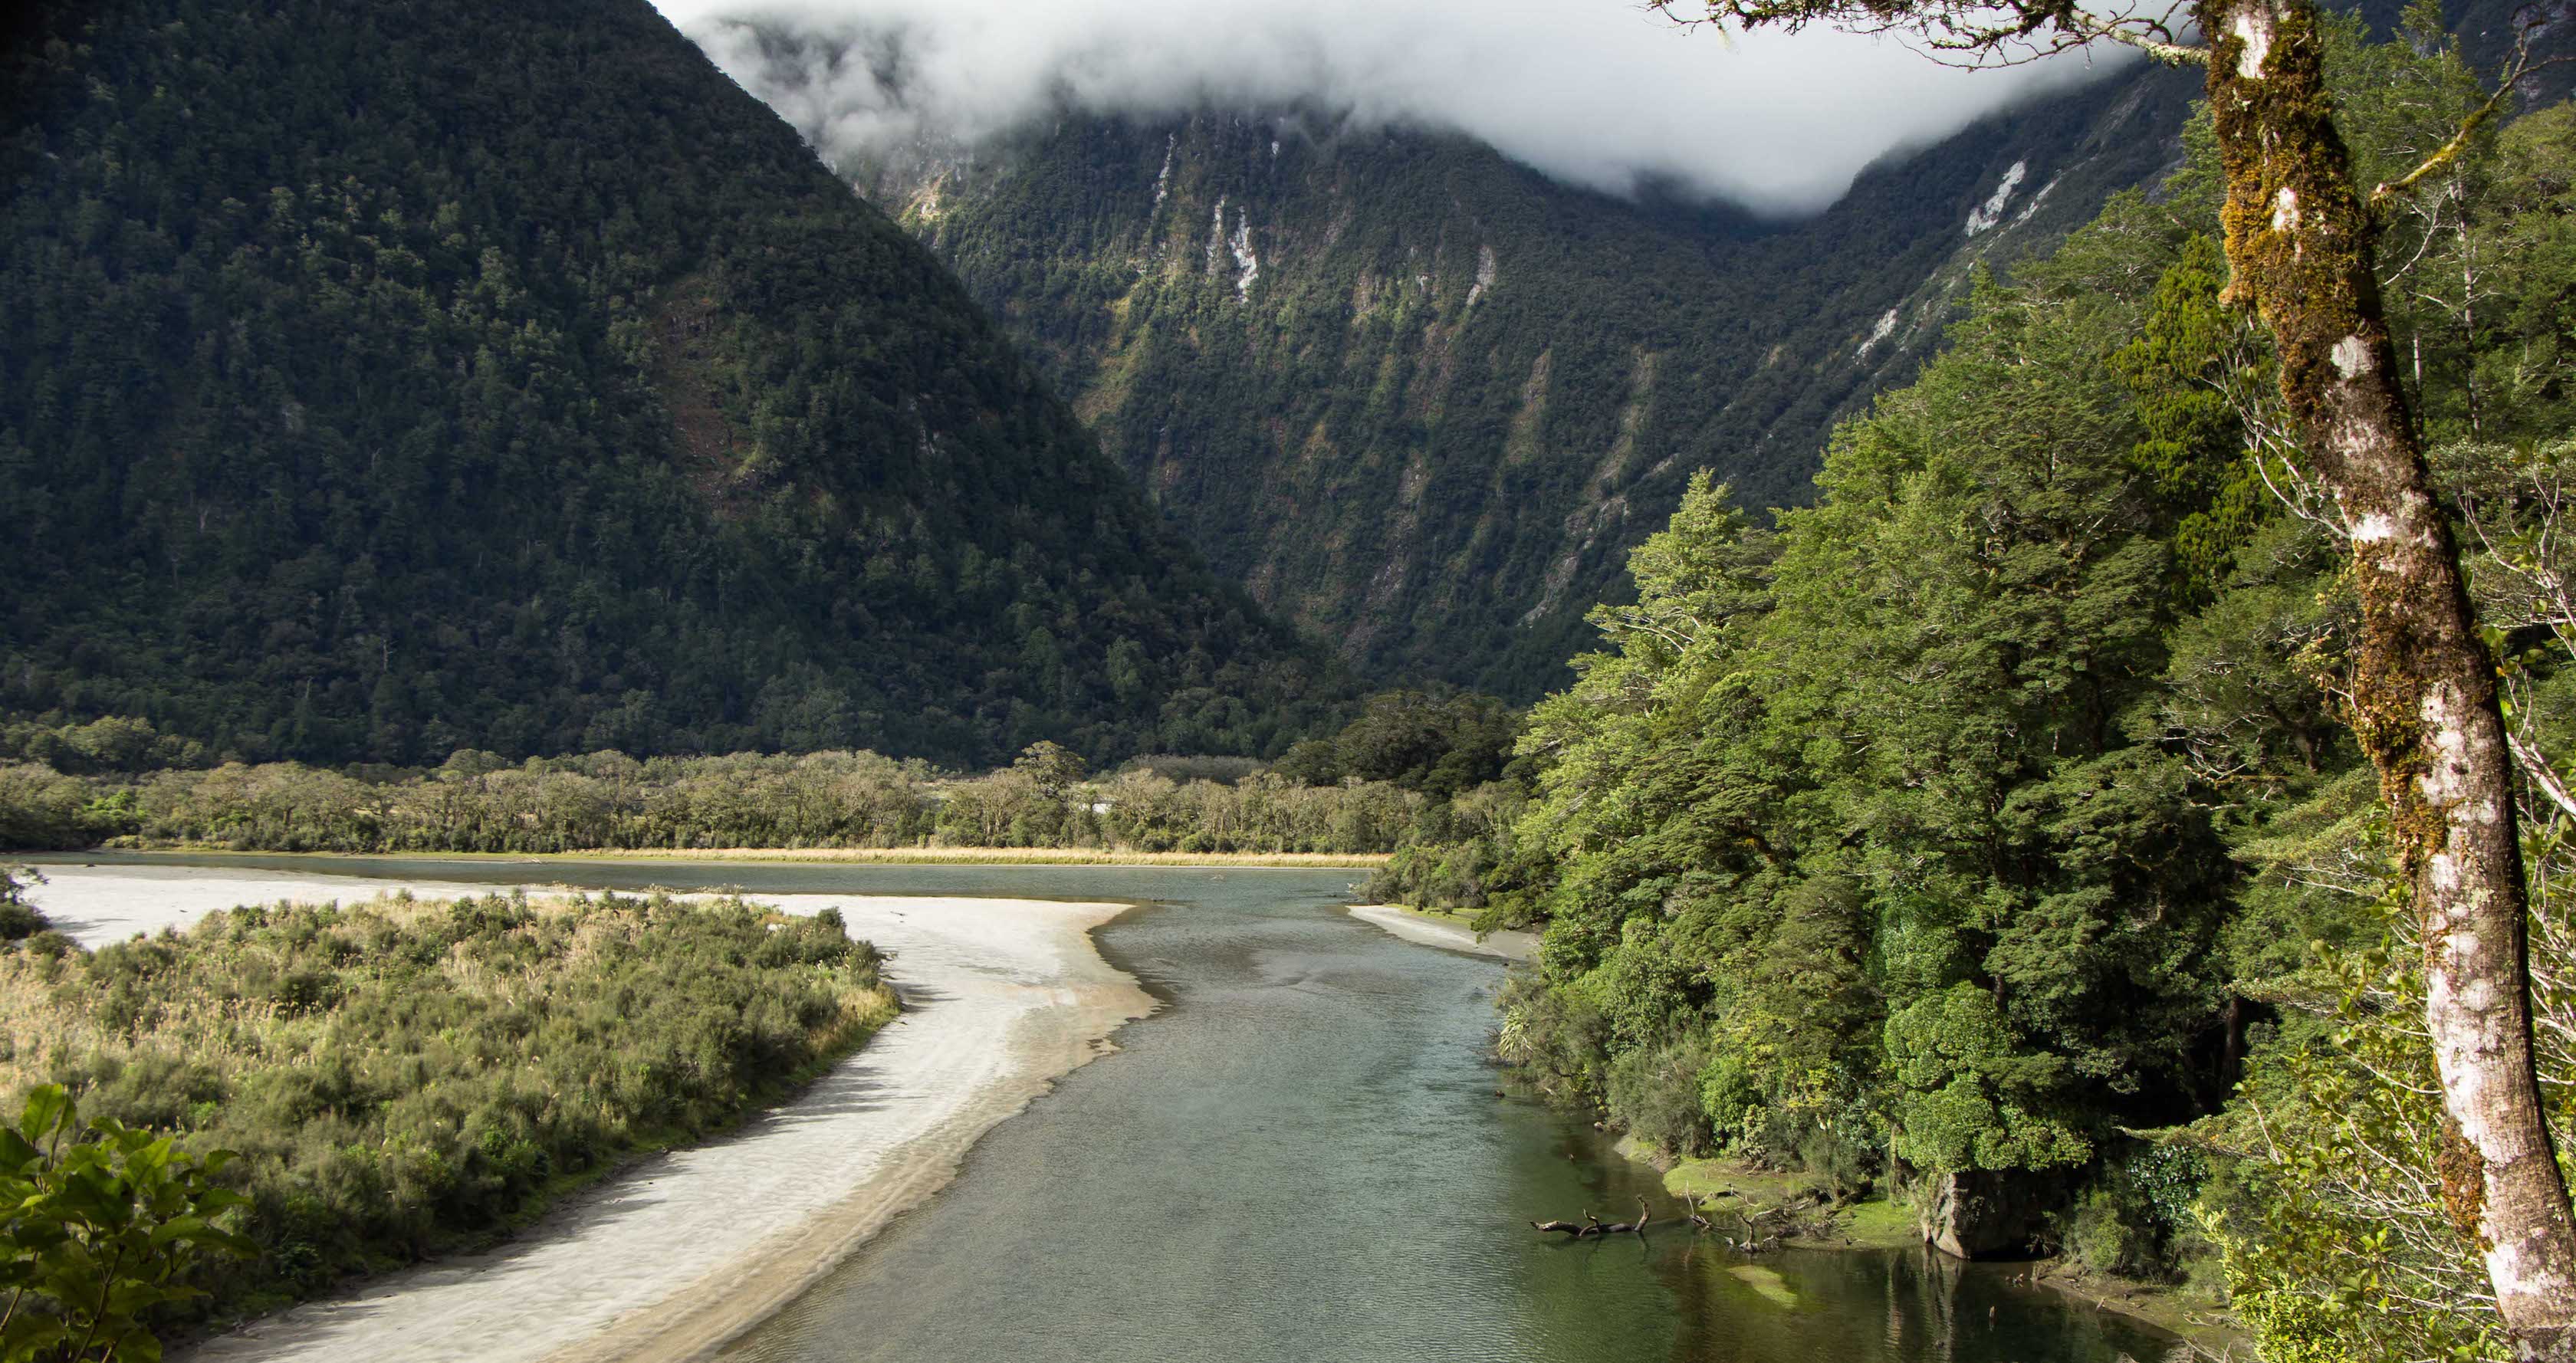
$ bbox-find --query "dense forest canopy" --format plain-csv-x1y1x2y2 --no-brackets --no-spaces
1376,6,2576,1353
0,0,1332,770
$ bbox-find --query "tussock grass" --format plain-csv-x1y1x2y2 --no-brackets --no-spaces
564,845,1388,867
0,890,895,1326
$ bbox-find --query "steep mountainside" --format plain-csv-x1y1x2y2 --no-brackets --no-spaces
793,67,2205,695
0,0,1328,767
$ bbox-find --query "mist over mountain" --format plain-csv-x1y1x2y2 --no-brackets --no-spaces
757,64,2203,695
661,0,2124,214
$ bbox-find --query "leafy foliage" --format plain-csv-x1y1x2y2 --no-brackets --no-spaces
1384,17,2576,1328
0,870,48,945
0,1085,255,1363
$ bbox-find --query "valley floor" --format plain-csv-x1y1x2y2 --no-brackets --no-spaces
106,843,1392,869
26,866,1156,1363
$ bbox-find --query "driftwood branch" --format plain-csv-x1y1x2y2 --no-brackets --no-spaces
1532,1196,1656,1239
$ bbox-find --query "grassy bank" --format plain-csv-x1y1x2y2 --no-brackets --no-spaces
573,845,1390,868
1375,902,1482,931
1657,1153,1920,1250
88,843,1389,869
0,890,895,1329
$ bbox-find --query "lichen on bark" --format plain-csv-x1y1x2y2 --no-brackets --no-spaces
2199,0,2576,1352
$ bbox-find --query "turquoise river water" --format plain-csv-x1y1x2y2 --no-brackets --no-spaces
53,855,2183,1363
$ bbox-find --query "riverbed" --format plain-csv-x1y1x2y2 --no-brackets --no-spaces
24,853,2184,1363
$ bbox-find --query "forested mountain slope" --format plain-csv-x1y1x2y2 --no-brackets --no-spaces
745,62,2206,695
709,0,2569,700
0,0,1327,768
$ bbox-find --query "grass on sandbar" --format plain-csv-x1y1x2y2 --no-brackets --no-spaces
571,846,1388,867
0,891,895,1326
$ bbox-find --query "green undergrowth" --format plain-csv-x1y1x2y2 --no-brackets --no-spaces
1661,1154,1919,1248
0,890,895,1331
1385,904,1482,931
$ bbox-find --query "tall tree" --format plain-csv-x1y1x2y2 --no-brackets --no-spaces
1645,0,2576,1352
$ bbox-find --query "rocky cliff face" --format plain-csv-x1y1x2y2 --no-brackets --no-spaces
819,67,2200,695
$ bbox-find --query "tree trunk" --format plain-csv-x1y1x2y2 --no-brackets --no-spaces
2198,1,2576,1352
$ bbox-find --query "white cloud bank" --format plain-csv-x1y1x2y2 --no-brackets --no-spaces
653,0,2128,215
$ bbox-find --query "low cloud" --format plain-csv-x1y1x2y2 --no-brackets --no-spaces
654,0,2126,215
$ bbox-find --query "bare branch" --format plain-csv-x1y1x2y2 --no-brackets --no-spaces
2369,16,2576,212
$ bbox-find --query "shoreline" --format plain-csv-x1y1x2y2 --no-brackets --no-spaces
24,866,1158,1363
67,844,1389,869
1654,1147,2239,1358
534,898,1158,1363
1346,903,1536,962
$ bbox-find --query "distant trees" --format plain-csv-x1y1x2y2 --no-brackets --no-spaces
1270,690,1520,798
0,727,1510,858
0,769,122,854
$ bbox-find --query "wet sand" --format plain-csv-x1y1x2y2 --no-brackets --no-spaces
23,865,1156,1363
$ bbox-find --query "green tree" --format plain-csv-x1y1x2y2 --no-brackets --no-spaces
1642,0,2576,1342
0,869,45,943
1012,741,1087,800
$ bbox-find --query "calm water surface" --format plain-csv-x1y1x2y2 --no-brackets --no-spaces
63,854,2179,1363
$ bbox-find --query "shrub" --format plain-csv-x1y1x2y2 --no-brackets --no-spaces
0,891,895,1329
0,1084,255,1361
0,865,51,941
1606,1038,1716,1158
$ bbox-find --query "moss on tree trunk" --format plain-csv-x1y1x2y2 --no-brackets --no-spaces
2201,0,2576,1352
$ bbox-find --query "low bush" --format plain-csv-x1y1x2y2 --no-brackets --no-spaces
0,891,895,1328
0,865,51,941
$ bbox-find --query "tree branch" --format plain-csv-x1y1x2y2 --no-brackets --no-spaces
2510,731,2576,825
2368,41,2574,212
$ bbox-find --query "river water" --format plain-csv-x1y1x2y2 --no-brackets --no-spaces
37,855,2179,1363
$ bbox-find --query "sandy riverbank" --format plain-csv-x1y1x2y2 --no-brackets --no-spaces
23,865,1157,1363
1346,904,1536,962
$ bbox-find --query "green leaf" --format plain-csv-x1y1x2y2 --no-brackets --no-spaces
17,1087,68,1147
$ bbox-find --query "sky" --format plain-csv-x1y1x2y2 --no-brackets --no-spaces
650,0,2129,215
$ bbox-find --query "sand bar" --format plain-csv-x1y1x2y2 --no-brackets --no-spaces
1346,903,1536,962
23,865,1156,1363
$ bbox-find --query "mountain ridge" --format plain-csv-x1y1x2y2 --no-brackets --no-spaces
0,0,1329,768
770,62,2206,695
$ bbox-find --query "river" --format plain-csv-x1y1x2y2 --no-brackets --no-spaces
29,854,2182,1363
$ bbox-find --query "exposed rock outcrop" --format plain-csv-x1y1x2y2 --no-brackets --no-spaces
1921,1168,2059,1260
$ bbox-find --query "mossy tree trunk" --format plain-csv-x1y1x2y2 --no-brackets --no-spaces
2200,0,2576,1351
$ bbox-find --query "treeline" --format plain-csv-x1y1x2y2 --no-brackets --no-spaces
0,889,895,1328
0,691,1523,856
1376,13,2576,1358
